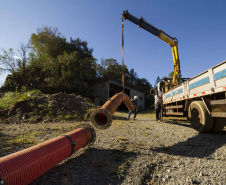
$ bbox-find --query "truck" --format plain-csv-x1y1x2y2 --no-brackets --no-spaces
161,61,226,133
121,10,226,133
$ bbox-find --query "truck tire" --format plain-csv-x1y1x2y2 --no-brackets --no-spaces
211,118,226,132
188,101,213,133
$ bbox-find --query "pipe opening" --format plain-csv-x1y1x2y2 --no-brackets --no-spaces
94,113,108,125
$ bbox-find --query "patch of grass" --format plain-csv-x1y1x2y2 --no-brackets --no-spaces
107,133,114,137
143,132,150,136
64,114,76,119
29,101,35,107
137,140,144,144
83,112,90,121
31,101,54,117
38,104,44,108
28,117,36,123
0,90,42,110
0,92,21,110
33,130,43,136
57,113,78,120
13,130,40,145
127,131,133,135
46,110,53,118
0,122,83,157
112,120,123,126
0,131,39,157
18,89,42,102
117,137,128,141
12,136,38,145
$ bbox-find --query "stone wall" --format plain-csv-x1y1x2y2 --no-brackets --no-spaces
89,80,109,106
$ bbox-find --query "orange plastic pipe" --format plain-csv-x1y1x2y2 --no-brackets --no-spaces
0,124,96,185
90,92,134,129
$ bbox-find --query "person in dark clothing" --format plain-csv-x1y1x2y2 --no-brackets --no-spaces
128,96,138,120
155,91,162,121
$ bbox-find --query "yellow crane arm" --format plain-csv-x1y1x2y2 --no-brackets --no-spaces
122,10,181,87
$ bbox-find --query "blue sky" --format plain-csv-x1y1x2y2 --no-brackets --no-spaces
0,0,226,87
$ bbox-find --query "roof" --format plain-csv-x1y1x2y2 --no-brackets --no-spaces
89,77,143,93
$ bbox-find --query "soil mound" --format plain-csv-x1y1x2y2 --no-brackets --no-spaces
0,93,94,124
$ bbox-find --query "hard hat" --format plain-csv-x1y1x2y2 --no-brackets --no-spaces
134,96,138,99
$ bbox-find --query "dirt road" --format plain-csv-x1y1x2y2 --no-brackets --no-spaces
1,111,225,184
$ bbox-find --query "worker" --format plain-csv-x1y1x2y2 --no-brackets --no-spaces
155,90,162,121
127,96,138,120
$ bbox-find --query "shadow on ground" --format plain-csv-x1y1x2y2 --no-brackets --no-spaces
163,118,191,128
0,132,17,157
152,131,226,158
112,115,128,121
31,148,137,185
112,115,149,122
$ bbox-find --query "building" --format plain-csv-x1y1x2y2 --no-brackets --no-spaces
89,78,145,110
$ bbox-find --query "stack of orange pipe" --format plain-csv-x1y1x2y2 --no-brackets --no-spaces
90,92,134,129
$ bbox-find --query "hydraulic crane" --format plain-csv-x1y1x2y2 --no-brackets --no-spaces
121,10,181,88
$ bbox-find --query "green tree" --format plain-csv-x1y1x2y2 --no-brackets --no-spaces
1,26,97,95
155,76,161,87
28,26,97,95
97,58,125,81
168,70,183,84
29,27,67,59
0,48,17,74
55,51,96,94
168,71,174,78
0,44,30,91
126,68,138,85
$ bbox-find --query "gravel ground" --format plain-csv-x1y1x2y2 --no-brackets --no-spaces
1,111,225,185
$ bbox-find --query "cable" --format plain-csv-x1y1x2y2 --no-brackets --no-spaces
122,18,125,92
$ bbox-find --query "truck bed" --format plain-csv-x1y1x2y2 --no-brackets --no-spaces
163,60,226,104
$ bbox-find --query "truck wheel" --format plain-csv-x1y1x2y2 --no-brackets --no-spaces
211,118,226,132
188,101,213,133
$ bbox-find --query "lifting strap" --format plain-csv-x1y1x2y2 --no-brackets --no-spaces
122,18,125,92
63,135,76,157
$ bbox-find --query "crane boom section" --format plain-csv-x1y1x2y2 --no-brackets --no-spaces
172,45,180,86
121,11,177,47
121,10,181,87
